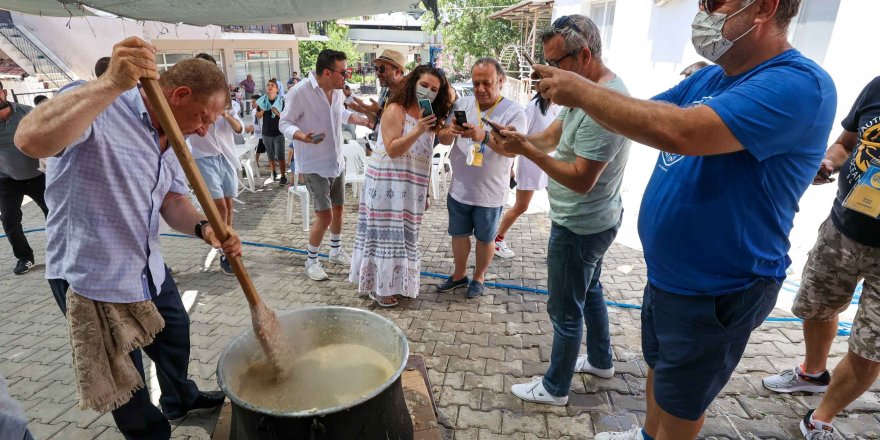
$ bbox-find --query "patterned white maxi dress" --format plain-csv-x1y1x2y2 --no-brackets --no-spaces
349,114,434,298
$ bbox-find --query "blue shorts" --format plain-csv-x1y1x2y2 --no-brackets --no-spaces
195,155,236,199
641,279,780,421
446,195,502,243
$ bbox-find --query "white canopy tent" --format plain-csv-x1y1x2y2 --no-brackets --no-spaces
0,0,438,27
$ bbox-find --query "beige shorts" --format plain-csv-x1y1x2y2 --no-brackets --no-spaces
792,216,880,362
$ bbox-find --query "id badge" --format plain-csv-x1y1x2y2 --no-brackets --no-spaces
467,143,484,167
842,160,880,218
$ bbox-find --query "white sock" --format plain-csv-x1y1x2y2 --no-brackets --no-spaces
808,412,834,432
307,244,320,261
798,365,825,378
329,233,342,255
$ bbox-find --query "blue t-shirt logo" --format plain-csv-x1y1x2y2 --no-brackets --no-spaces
660,152,684,168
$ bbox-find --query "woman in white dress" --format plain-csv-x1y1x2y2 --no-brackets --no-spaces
494,94,561,258
349,65,454,307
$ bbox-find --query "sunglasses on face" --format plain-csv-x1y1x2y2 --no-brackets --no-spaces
328,68,351,78
376,65,396,74
698,0,739,11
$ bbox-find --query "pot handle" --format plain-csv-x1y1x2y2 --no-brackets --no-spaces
309,418,326,440
257,416,279,440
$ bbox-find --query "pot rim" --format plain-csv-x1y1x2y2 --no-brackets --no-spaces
216,306,410,418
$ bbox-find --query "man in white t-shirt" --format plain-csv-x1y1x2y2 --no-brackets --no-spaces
436,58,527,298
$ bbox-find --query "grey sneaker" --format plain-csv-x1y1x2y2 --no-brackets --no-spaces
595,427,644,440
327,247,351,266
800,409,837,439
466,280,485,298
763,367,830,394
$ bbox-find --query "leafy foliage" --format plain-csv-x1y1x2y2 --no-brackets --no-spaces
298,21,360,74
424,0,521,73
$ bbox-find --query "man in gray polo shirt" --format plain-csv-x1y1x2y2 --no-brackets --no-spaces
0,81,48,275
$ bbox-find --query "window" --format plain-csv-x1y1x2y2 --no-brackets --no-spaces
156,51,222,73
787,0,840,65
586,0,616,50
234,50,292,93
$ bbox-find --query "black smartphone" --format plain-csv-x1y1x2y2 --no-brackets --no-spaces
311,133,325,143
480,117,507,138
454,110,467,126
418,99,434,116
522,52,541,79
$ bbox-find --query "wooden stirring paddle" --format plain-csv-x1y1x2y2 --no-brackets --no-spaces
140,78,291,377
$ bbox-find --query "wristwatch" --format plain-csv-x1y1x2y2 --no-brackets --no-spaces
194,220,210,240
481,129,490,145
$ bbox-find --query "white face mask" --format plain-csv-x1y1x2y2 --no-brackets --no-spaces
691,0,757,62
416,84,438,101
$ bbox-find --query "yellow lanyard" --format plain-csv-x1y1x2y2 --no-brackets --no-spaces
476,95,503,128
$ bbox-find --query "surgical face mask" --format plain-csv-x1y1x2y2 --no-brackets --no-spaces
416,84,438,101
691,0,757,62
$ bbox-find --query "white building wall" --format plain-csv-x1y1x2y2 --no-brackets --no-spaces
9,12,301,86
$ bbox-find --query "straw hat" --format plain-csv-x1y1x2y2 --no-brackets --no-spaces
373,49,407,73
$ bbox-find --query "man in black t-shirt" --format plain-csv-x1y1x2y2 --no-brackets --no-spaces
762,77,880,437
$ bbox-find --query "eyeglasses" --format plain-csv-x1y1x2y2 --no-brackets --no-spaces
545,53,574,68
698,0,738,11
376,65,398,74
328,68,351,78
551,15,585,35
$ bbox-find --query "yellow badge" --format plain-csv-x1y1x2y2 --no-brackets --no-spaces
467,143,484,167
842,161,880,218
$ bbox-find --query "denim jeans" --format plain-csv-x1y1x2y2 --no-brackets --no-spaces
542,218,621,397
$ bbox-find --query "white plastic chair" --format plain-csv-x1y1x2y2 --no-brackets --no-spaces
342,140,367,200
431,143,452,200
286,172,311,231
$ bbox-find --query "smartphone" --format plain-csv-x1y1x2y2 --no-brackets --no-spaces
454,110,467,126
522,52,541,79
480,117,507,138
418,99,434,116
311,133,325,143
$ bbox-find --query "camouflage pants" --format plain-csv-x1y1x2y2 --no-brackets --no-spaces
792,216,880,362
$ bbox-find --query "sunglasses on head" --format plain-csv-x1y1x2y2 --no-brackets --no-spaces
551,15,585,35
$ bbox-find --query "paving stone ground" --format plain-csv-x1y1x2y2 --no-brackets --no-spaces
2,176,879,439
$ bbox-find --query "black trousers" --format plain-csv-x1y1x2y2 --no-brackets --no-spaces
49,266,200,440
0,174,48,262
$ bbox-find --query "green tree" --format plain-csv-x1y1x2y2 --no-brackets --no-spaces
424,0,520,72
298,21,360,74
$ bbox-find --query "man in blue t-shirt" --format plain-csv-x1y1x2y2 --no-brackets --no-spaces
531,0,836,439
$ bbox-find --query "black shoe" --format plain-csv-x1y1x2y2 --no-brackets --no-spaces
437,275,469,292
163,391,225,420
219,256,234,276
279,175,288,185
272,171,278,181
13,259,33,275
466,280,485,298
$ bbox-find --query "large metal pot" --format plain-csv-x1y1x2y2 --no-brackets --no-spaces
217,306,413,440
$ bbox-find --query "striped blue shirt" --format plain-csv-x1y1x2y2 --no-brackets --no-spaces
44,83,188,303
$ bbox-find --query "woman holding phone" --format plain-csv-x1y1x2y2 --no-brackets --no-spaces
349,65,453,306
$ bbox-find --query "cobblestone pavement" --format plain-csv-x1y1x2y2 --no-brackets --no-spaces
2,179,879,440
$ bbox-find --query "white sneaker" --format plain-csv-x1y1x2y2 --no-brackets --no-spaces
494,240,515,258
574,354,615,378
327,247,351,266
510,377,568,406
800,410,837,439
595,427,644,440
305,259,329,281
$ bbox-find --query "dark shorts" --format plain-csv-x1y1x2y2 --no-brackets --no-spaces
256,138,266,154
641,279,780,421
446,195,502,243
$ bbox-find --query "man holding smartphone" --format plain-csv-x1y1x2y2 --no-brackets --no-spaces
486,15,631,410
349,49,407,142
281,49,370,281
436,58,526,298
